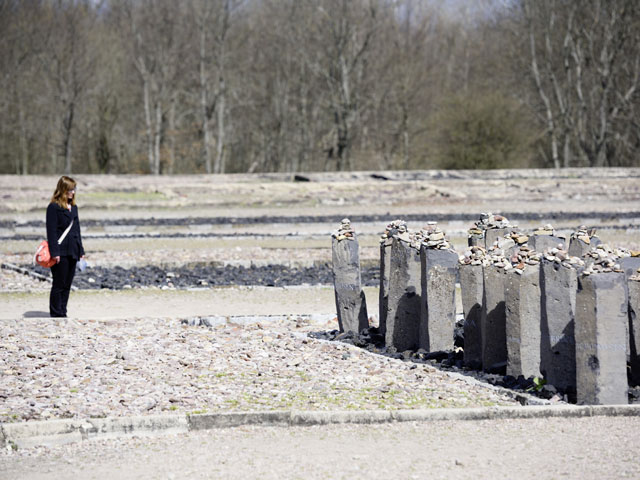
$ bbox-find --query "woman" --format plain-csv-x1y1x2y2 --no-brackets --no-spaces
46,176,85,317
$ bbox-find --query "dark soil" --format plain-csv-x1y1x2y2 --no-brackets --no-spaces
4,210,640,229
27,263,381,289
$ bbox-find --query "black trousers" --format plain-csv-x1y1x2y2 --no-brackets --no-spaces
50,256,77,317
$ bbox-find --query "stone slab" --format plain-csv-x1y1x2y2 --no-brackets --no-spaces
575,273,628,405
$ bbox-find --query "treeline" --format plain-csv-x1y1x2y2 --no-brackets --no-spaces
0,0,638,174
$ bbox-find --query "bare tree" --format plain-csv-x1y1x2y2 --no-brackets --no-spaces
41,0,97,174
122,0,188,174
192,0,236,174
522,0,639,167
294,0,383,171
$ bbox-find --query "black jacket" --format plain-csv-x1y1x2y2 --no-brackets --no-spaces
46,203,85,259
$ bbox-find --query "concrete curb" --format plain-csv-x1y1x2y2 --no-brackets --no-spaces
3,405,640,450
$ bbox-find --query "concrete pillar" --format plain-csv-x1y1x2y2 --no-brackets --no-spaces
530,235,565,253
378,240,392,337
540,260,578,392
460,264,484,369
379,221,407,336
575,273,628,405
482,265,508,372
629,279,640,386
620,257,640,362
505,265,542,378
419,247,458,352
385,238,422,351
332,235,368,334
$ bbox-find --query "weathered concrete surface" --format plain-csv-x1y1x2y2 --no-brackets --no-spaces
575,273,628,405
379,241,392,337
460,264,484,369
530,235,566,253
332,237,368,333
419,248,458,352
505,265,542,378
385,238,422,351
630,281,640,386
541,261,578,392
482,266,508,372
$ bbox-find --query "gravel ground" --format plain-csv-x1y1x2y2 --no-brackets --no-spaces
2,417,639,480
0,317,518,424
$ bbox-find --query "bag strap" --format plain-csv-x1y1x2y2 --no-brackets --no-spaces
58,220,74,245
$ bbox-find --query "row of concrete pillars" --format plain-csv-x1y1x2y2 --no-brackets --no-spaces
331,223,640,405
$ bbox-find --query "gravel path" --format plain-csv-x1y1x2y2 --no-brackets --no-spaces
0,317,517,424
2,416,639,479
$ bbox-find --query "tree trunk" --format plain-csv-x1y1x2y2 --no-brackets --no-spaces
168,93,176,174
153,100,162,174
199,14,212,174
18,92,28,175
214,69,226,174
143,78,154,174
63,102,75,174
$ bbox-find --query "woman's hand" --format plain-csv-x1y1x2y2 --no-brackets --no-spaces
54,256,60,264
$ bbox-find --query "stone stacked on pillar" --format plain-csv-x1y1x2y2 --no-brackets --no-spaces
575,271,628,405
459,246,489,369
331,218,368,334
385,226,423,352
505,246,543,378
540,248,585,394
530,224,566,252
418,223,458,352
568,226,601,258
467,212,513,249
379,220,407,337
582,244,628,274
